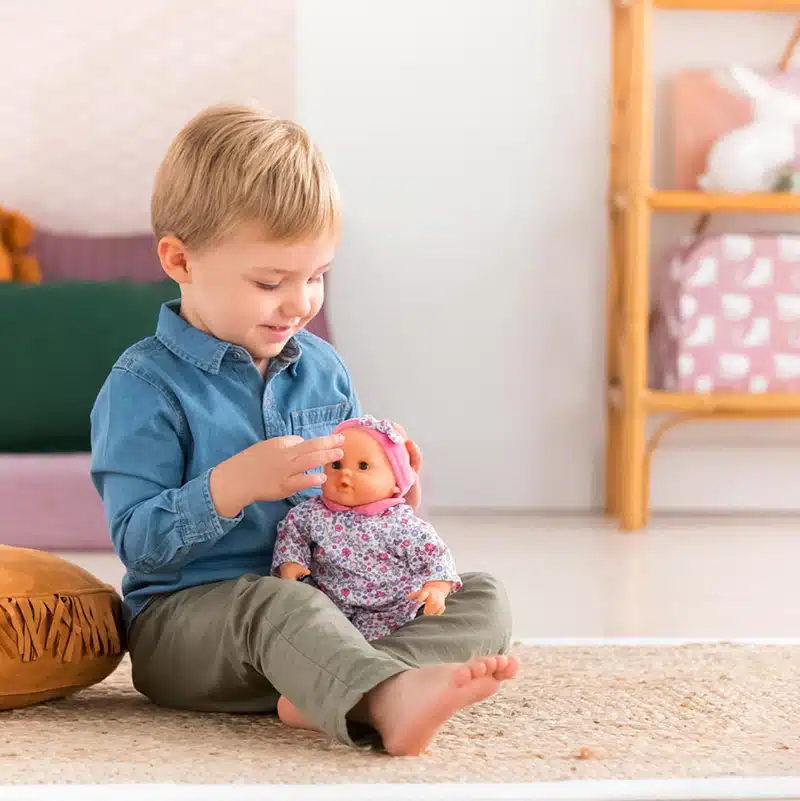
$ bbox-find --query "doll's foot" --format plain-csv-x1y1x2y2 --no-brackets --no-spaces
365,654,519,756
277,696,317,731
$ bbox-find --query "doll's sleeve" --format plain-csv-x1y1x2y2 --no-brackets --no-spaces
405,516,462,593
270,502,314,576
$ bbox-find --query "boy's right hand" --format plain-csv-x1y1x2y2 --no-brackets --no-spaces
210,434,345,518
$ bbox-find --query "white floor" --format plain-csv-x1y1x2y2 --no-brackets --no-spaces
3,778,800,801
61,513,800,640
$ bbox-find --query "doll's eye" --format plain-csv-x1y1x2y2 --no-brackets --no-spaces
358,461,369,471
332,461,342,470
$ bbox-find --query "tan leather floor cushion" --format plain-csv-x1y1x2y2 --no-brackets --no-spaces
0,545,125,710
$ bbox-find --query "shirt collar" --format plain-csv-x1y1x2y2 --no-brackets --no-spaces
155,300,302,375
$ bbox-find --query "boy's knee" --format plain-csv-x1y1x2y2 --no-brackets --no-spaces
460,571,513,653
462,571,509,606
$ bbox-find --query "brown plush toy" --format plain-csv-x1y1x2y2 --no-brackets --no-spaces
0,205,41,283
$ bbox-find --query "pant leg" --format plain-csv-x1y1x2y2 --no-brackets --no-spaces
127,573,408,745
371,572,512,667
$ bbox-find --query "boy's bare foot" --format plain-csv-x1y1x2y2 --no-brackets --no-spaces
277,696,317,731
365,654,519,756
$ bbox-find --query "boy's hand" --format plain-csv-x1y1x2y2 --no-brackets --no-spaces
391,423,423,511
279,562,311,581
408,581,452,616
210,434,345,518
405,438,423,474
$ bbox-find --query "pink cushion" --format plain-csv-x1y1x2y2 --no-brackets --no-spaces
33,231,163,283
0,454,111,550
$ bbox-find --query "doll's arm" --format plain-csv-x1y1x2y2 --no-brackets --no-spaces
271,504,313,580
404,517,462,615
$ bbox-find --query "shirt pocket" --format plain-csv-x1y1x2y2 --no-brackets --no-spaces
287,402,351,505
290,402,350,440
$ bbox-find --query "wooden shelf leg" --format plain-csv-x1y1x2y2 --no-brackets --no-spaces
620,396,649,530
618,0,653,532
605,0,630,518
606,406,623,516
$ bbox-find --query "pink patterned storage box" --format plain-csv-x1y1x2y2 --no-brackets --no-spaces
651,233,800,393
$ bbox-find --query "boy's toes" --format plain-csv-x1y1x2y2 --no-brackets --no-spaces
455,656,518,687
453,664,474,688
497,655,520,680
469,659,488,679
470,656,500,680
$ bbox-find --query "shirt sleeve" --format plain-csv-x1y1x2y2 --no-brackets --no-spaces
90,367,242,574
271,501,314,575
404,513,462,593
348,380,363,419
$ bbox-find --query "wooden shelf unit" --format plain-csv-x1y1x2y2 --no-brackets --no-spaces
649,191,800,212
606,0,800,530
655,0,800,10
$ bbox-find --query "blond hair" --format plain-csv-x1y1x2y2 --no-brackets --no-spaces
151,104,340,249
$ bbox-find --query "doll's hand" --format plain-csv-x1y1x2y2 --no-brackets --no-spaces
408,581,451,616
279,562,311,581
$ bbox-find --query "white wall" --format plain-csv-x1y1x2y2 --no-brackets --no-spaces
298,0,800,512
298,0,609,509
0,0,295,232
4,1,800,512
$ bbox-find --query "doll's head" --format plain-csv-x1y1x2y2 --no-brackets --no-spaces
322,415,415,510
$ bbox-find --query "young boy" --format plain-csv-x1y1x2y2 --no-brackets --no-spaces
90,104,517,756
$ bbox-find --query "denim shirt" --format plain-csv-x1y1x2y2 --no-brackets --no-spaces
90,301,360,628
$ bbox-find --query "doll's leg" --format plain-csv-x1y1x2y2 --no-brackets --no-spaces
371,572,513,667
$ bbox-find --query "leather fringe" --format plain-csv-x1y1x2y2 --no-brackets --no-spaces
0,590,123,663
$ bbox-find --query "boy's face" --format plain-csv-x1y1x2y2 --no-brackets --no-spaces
160,221,335,369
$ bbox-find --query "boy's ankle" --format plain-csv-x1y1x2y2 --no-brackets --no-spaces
347,691,376,727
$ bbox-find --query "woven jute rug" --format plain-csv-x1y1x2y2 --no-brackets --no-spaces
1,643,799,784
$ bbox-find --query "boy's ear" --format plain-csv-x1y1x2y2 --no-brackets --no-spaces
158,236,192,284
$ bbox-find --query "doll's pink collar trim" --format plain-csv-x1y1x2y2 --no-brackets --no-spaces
320,496,405,516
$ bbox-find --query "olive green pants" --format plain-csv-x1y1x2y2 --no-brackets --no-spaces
128,571,512,747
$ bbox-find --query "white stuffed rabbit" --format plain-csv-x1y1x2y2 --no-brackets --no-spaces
699,66,800,193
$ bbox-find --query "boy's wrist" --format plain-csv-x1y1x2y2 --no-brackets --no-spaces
210,459,253,518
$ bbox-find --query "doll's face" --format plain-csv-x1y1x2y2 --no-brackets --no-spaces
322,428,399,507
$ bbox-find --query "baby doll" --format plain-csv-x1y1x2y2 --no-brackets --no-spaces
271,414,461,641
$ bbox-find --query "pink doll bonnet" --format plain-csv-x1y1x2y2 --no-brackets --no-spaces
332,415,416,496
